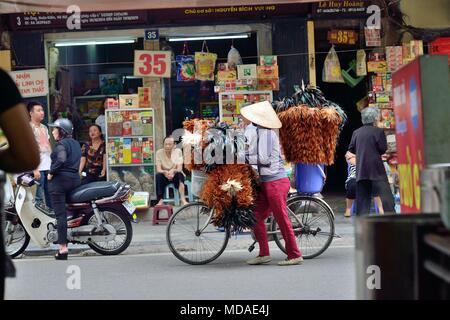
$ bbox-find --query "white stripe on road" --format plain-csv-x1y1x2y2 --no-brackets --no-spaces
12,245,355,263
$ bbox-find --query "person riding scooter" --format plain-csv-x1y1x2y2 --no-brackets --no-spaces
47,118,82,260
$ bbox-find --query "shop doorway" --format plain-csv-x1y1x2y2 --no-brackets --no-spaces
314,27,367,193
163,33,259,133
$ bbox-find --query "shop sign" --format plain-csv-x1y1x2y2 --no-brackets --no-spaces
392,59,425,213
134,51,171,78
9,68,49,98
312,1,370,17
144,29,159,41
9,11,148,30
327,30,358,45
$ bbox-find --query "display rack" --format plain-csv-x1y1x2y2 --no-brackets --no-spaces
218,90,273,125
105,108,156,208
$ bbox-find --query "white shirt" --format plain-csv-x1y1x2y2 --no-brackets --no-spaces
95,115,106,135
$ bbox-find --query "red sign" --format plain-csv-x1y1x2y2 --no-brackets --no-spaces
134,51,171,78
429,37,450,65
392,58,425,213
327,30,358,45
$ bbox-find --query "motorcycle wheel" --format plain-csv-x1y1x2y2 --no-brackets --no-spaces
84,208,133,256
4,221,30,258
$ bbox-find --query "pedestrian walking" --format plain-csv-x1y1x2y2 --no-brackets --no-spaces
348,107,394,215
47,118,82,260
242,101,303,266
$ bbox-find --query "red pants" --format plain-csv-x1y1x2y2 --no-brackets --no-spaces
253,177,301,259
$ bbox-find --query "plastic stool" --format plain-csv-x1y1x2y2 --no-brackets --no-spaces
164,183,180,206
164,182,193,206
152,205,173,225
184,180,194,202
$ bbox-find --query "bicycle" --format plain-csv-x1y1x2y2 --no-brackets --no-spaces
166,191,336,265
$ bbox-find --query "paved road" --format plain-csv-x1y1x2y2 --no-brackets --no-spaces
5,245,356,300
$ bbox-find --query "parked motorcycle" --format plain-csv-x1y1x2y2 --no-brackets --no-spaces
3,172,135,258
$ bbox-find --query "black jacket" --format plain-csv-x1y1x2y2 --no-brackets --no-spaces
49,138,82,178
348,125,388,182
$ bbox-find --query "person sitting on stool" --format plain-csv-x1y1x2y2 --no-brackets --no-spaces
155,136,188,206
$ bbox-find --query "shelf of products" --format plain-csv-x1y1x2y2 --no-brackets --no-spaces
219,91,273,125
105,108,155,206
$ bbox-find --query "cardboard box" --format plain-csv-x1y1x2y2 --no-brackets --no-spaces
257,65,279,79
217,70,237,82
237,64,257,80
260,55,278,66
257,78,279,91
119,94,139,109
138,87,151,108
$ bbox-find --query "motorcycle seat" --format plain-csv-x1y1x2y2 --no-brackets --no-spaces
68,181,122,203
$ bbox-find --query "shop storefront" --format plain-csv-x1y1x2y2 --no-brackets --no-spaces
0,3,310,202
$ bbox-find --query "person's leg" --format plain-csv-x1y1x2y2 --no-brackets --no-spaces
34,172,45,205
41,171,52,210
376,179,395,213
356,180,372,215
345,199,354,217
267,178,302,260
155,173,169,206
251,184,272,258
345,179,356,217
374,197,384,214
173,172,188,205
49,178,68,252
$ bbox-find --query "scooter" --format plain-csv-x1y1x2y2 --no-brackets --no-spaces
3,172,135,258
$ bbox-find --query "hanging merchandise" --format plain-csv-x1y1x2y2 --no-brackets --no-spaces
356,49,367,76
196,121,258,232
227,43,243,69
176,42,196,82
274,84,347,165
322,46,345,83
195,41,217,81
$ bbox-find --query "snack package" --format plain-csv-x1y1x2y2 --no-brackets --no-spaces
195,41,217,81
176,55,196,81
322,46,344,83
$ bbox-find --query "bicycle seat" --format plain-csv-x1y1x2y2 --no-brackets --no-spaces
68,181,121,203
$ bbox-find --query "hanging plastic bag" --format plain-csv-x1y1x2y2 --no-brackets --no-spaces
176,42,196,81
195,41,217,81
356,49,367,76
227,44,242,69
322,46,344,83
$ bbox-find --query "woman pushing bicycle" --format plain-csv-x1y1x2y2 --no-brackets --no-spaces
241,101,303,266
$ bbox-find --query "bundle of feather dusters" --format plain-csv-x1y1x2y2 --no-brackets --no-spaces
277,105,343,165
200,164,258,231
182,119,213,171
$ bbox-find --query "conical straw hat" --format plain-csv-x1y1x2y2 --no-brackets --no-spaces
240,101,282,129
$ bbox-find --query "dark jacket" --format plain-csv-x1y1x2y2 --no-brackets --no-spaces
49,138,82,178
348,125,388,182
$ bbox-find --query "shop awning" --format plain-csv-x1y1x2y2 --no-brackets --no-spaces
0,0,321,13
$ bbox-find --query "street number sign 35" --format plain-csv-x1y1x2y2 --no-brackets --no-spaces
134,50,171,78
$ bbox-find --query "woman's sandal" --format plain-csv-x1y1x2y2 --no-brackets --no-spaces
55,251,68,260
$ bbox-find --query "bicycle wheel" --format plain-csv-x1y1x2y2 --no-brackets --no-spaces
166,202,230,265
273,196,334,259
